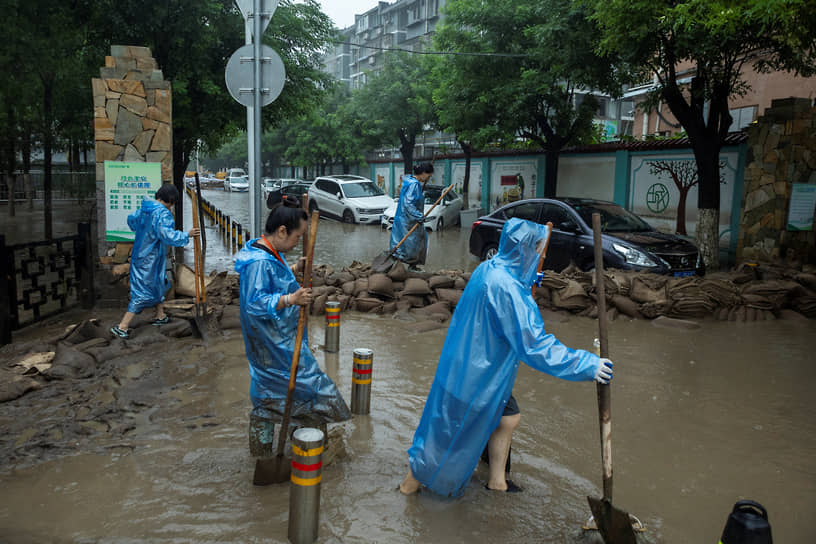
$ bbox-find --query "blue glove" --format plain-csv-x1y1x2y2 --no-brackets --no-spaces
594,358,613,384
533,271,545,288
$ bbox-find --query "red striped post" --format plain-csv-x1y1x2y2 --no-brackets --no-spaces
324,301,340,353
288,427,324,544
351,348,373,414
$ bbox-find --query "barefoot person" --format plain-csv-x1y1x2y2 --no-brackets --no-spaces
400,218,614,496
111,184,199,339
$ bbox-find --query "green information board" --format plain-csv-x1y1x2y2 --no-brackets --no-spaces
105,161,162,241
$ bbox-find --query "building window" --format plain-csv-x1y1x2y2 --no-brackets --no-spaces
729,105,758,132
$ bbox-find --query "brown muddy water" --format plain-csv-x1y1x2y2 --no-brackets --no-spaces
1,307,815,543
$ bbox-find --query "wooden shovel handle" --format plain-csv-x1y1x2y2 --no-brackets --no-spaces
275,211,320,458
388,183,455,257
531,222,553,298
191,192,202,305
592,212,613,501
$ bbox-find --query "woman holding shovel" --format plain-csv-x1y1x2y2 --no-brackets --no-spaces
390,162,434,270
234,198,350,442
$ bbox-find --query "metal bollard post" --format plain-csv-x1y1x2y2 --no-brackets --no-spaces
324,301,340,353
351,348,373,415
288,427,324,544
237,223,243,246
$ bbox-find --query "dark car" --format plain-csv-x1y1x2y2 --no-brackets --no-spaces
469,198,704,276
266,181,313,209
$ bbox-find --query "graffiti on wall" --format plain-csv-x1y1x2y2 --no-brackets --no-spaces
631,153,737,245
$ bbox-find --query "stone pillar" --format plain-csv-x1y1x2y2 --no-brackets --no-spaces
91,45,173,259
737,98,816,265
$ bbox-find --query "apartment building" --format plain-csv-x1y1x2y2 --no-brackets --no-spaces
625,61,816,138
323,0,446,89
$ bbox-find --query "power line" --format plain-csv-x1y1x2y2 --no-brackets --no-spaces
333,39,531,59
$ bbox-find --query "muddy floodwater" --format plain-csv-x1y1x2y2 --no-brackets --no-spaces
2,307,814,543
2,190,815,543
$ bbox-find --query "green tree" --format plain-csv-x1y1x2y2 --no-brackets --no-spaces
348,51,435,174
590,0,816,269
435,0,622,198
101,0,335,227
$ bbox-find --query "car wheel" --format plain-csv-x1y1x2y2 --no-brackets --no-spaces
342,209,355,223
482,244,498,261
308,200,318,213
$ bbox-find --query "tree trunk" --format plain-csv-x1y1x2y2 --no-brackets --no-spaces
543,148,559,198
4,103,14,217
400,130,415,174
458,139,472,210
43,80,54,239
691,141,722,270
676,187,689,235
290,165,295,178
6,176,15,217
172,144,188,232
342,159,348,175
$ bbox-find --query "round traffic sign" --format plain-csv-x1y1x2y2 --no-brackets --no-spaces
225,44,286,108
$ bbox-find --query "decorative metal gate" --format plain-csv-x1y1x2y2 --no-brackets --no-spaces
0,222,94,345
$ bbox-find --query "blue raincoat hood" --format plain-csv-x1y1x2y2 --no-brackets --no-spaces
235,240,350,426
126,199,189,313
407,218,599,497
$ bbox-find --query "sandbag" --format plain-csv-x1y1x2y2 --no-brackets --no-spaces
353,278,369,297
354,297,383,313
387,261,408,282
454,277,467,290
403,278,432,296
0,370,42,403
382,301,398,314
175,263,214,298
341,281,356,296
551,279,590,311
219,304,242,329
435,288,463,306
368,273,395,299
399,294,428,308
611,295,642,318
630,276,668,304
428,275,455,290
43,342,96,380
311,294,328,316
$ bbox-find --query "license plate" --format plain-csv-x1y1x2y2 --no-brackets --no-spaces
673,270,695,277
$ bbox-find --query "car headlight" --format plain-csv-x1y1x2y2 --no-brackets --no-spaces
612,243,658,267
356,208,366,214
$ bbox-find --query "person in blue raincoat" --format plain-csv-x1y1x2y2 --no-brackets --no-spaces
390,162,434,269
111,184,199,339
400,218,614,496
234,198,351,429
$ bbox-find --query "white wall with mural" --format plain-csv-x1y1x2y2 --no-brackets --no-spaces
450,161,483,210
488,159,538,212
629,151,739,247
558,154,616,201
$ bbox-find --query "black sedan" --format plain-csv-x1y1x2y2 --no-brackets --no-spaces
266,182,313,209
469,198,704,276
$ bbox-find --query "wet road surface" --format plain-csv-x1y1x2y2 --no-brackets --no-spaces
1,307,814,542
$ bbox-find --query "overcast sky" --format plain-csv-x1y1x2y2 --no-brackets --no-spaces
316,0,379,29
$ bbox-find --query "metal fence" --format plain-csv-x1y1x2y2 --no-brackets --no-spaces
0,170,96,202
0,223,95,345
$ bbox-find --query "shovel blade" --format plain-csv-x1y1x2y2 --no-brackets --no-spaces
587,496,638,544
253,455,291,486
371,251,396,273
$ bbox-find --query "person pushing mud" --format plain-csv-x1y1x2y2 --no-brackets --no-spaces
400,218,614,496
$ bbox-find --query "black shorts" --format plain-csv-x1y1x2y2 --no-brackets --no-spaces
502,394,520,417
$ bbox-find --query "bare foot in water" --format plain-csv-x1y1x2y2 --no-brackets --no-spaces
399,472,421,495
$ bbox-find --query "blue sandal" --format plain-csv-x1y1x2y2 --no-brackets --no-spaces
152,316,170,325
110,325,130,339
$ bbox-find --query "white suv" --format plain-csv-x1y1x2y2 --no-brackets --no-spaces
225,168,248,192
307,175,393,224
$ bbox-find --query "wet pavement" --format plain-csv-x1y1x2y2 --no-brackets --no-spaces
1,304,815,542
2,194,815,543
183,188,479,275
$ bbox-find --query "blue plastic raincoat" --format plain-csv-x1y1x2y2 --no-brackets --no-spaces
407,218,601,497
390,175,427,265
234,240,351,427
126,200,189,313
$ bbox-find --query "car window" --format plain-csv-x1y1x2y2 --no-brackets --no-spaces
315,180,329,192
342,181,384,198
571,202,652,232
539,204,575,229
502,202,540,222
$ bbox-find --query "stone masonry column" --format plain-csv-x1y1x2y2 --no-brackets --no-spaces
91,45,172,259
